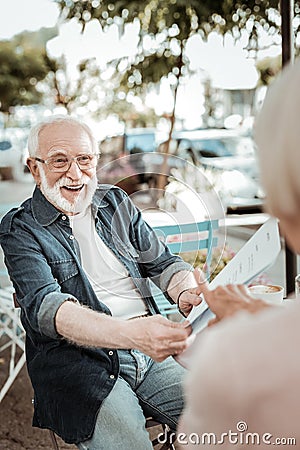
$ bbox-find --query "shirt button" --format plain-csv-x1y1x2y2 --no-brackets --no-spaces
62,215,67,221
108,351,113,356
69,235,75,240
109,374,115,379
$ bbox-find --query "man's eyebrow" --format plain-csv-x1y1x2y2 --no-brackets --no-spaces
47,149,68,157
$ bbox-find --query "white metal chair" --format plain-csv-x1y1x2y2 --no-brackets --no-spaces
0,287,64,450
0,287,26,403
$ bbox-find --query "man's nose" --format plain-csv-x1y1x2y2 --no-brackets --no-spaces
66,159,82,179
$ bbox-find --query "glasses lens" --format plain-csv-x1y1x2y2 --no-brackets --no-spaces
47,154,98,172
77,154,96,169
48,156,69,172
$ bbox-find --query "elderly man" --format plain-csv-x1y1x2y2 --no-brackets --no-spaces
0,116,201,449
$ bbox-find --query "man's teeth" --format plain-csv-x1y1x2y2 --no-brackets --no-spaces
64,185,83,191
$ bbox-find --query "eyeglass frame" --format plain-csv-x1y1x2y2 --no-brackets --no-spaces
32,153,100,173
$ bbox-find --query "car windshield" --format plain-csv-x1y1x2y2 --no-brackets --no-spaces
126,133,155,153
192,136,255,158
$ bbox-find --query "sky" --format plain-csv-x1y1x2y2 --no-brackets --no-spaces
0,0,280,133
0,0,59,39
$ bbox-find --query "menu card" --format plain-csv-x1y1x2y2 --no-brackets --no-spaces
176,217,281,368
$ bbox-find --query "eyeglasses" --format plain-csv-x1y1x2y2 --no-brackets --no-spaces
33,153,99,173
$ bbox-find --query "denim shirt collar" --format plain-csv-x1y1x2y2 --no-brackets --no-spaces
31,185,109,226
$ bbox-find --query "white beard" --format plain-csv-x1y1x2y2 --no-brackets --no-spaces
39,168,98,214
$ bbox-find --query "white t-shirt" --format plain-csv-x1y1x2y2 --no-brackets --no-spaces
70,207,148,319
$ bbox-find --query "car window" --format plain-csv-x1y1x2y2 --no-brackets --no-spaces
192,137,255,158
0,140,12,151
126,133,155,153
194,139,231,157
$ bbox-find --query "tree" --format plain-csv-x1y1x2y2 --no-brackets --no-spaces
0,42,48,114
54,0,300,119
54,0,300,191
55,1,287,46
0,28,57,123
40,55,101,113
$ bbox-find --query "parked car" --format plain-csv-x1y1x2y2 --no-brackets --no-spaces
98,127,264,213
124,128,158,154
145,129,263,213
171,128,257,176
98,128,167,188
163,128,264,213
100,128,160,156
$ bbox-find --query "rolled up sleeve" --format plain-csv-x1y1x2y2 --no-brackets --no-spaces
160,260,193,293
38,292,79,339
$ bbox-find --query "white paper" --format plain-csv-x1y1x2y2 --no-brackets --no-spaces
176,217,281,368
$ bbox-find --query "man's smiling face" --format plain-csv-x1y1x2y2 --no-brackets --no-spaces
28,121,98,215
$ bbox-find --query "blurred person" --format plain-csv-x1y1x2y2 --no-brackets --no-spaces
0,115,203,449
178,60,300,448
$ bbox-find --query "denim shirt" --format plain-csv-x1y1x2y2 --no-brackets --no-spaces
0,184,191,444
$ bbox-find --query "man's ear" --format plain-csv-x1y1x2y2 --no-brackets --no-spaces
26,158,41,185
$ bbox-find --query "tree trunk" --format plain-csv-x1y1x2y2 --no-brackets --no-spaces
155,50,183,199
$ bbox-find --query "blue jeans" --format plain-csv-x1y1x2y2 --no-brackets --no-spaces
77,349,186,450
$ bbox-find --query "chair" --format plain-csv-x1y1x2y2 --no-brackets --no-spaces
0,287,26,403
151,219,219,318
146,418,176,449
0,288,59,448
49,430,60,450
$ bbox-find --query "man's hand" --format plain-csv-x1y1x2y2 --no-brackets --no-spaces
56,301,192,359
125,315,192,362
193,268,271,325
177,287,202,317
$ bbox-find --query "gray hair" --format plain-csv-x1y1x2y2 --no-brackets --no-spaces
27,115,100,157
255,59,300,219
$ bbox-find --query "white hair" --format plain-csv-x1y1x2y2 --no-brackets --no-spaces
255,59,300,219
27,115,100,157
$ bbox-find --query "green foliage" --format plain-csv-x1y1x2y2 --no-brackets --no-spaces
54,0,299,97
256,54,282,85
12,27,58,51
0,42,49,113
55,1,292,45
0,27,57,114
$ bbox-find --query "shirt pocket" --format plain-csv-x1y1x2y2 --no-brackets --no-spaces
48,258,79,285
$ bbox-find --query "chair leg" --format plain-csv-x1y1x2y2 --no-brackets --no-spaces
146,418,177,449
160,424,176,450
49,430,59,450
